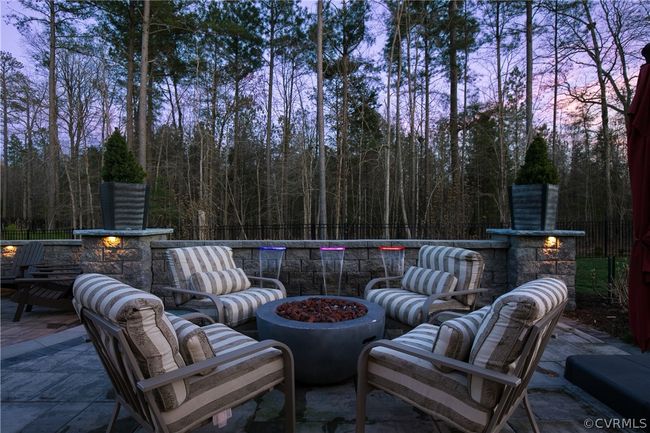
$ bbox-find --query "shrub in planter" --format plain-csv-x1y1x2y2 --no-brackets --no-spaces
509,134,559,230
100,130,148,230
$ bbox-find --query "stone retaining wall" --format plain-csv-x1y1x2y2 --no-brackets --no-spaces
150,240,509,302
1,233,580,310
1,240,82,267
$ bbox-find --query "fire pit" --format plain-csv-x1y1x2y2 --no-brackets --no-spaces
256,296,385,385
276,297,368,322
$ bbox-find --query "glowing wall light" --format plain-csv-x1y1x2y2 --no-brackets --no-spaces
2,245,17,258
102,236,121,248
544,236,560,249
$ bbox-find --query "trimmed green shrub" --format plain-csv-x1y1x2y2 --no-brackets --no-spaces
515,134,558,185
101,129,146,183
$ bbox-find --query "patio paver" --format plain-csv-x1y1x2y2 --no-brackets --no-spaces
0,291,647,433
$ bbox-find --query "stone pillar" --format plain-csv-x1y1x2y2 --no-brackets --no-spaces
487,229,585,310
74,229,173,291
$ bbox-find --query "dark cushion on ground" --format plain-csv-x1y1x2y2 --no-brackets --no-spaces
565,355,650,429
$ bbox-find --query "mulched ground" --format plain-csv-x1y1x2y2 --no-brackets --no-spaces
276,297,368,323
564,292,633,343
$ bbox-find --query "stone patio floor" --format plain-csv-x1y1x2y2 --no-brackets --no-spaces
1,294,648,433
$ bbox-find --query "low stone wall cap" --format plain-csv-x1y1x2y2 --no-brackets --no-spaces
486,228,585,237
74,228,174,237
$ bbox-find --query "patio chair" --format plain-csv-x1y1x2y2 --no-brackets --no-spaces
73,273,295,433
164,246,287,327
356,277,568,433
11,272,81,321
1,241,44,287
364,246,487,327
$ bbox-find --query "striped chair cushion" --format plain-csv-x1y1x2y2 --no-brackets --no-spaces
165,313,215,374
73,274,187,411
432,306,490,373
166,246,236,291
368,324,491,433
401,266,458,296
183,288,285,327
188,268,251,295
418,246,485,305
366,288,466,327
160,323,284,433
469,278,568,408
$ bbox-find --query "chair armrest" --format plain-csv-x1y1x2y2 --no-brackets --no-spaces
364,276,402,298
247,276,287,296
174,312,216,325
421,288,492,319
137,339,293,392
159,286,225,323
361,339,520,387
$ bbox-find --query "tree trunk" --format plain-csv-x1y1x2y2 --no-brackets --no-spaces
138,0,151,170
265,5,275,226
126,0,136,150
317,0,327,239
423,34,431,226
1,62,8,219
552,0,558,165
525,0,533,145
47,0,59,229
448,0,461,230
395,22,411,239
495,0,507,225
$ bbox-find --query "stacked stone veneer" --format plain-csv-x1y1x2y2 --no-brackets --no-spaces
487,229,584,310
74,229,173,292
150,240,510,305
1,240,82,267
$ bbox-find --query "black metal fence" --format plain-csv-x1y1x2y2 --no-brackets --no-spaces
0,228,76,240
0,220,633,259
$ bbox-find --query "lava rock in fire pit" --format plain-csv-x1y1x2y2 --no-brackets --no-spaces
276,297,368,322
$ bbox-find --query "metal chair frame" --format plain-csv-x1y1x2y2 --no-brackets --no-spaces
79,308,295,433
356,300,567,433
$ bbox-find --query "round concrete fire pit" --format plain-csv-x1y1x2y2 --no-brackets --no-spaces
256,296,385,385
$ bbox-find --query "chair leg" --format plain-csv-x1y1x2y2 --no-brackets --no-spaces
13,302,26,322
356,349,371,433
282,350,296,433
523,392,540,433
106,401,121,433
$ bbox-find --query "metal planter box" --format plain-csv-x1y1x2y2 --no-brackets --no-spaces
100,182,148,230
509,184,559,230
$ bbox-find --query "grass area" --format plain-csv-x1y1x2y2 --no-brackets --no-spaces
575,257,628,296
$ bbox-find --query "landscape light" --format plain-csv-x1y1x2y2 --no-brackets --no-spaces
102,236,121,248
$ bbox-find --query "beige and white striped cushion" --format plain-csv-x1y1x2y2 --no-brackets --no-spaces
165,313,215,373
418,246,485,305
160,323,284,433
432,306,490,373
368,323,491,433
366,288,467,327
188,268,251,295
166,246,236,291
73,273,187,411
183,288,285,327
401,266,458,296
469,278,568,408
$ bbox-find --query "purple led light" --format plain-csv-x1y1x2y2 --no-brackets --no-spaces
320,246,346,251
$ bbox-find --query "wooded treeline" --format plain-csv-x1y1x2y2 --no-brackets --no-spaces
1,0,647,238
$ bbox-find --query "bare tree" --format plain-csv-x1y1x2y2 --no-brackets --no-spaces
138,0,151,170
317,0,327,238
